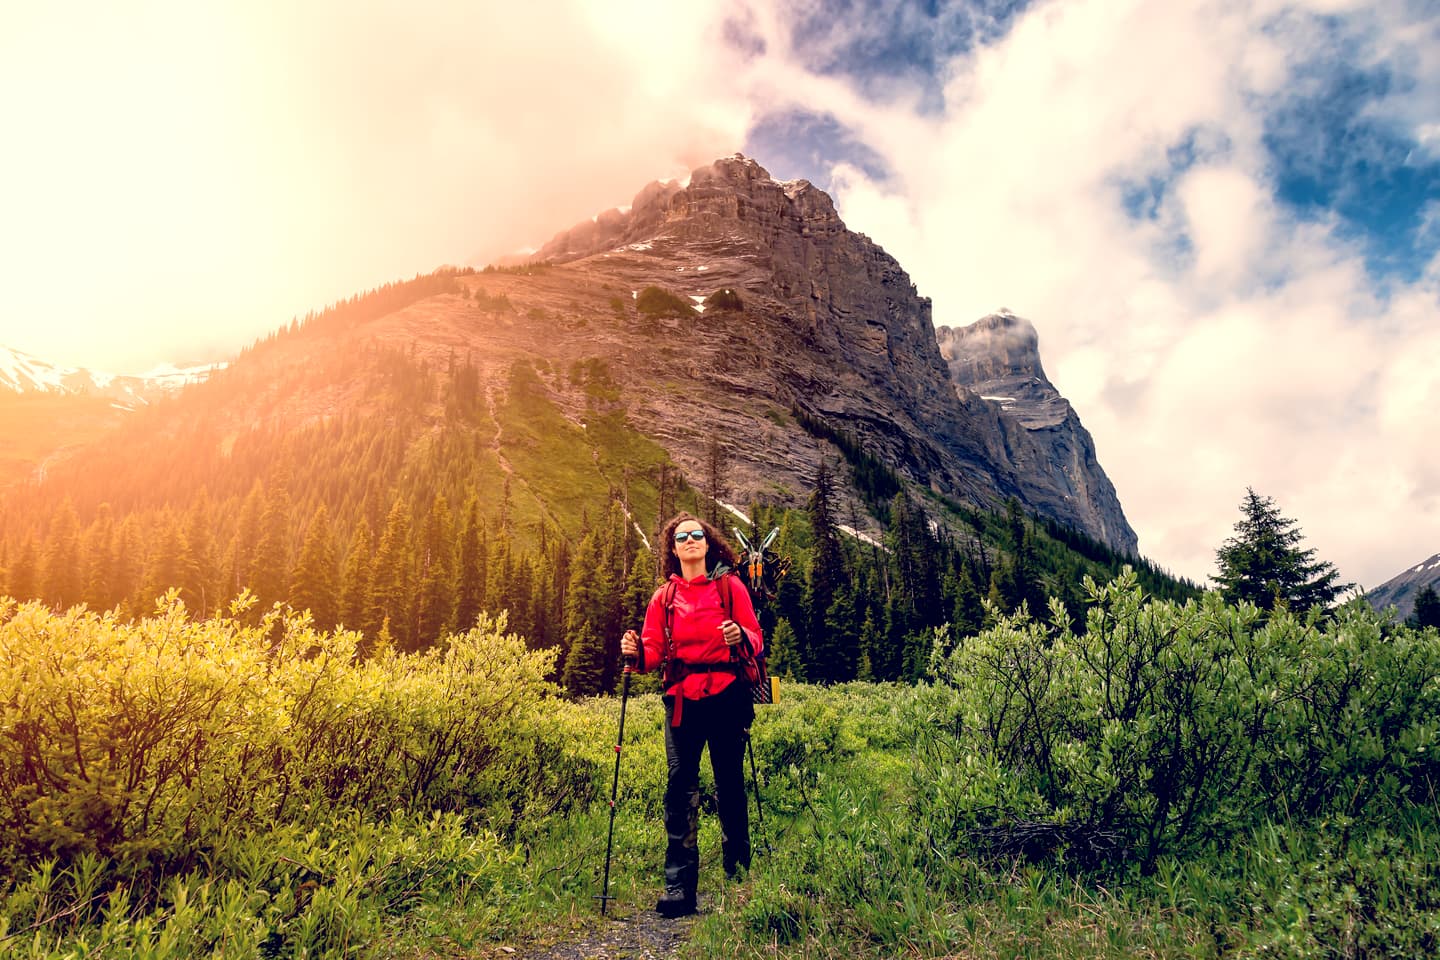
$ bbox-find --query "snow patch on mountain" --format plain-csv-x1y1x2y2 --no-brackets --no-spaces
0,344,222,402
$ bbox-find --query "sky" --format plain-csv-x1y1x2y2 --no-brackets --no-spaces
1,0,1437,591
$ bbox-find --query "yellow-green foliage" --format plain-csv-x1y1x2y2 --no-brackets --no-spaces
0,595,590,878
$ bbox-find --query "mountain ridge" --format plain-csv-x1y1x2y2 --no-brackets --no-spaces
1,154,1137,561
1367,552,1440,620
0,343,221,407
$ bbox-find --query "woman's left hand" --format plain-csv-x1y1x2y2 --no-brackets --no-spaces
721,620,742,646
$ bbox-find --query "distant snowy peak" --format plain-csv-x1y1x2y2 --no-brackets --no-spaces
0,344,222,406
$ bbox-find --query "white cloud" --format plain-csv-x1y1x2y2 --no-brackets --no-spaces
727,0,1440,589
0,0,750,373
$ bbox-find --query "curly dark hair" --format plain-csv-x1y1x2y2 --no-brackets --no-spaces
658,511,740,581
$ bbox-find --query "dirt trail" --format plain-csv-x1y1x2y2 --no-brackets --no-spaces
506,900,701,960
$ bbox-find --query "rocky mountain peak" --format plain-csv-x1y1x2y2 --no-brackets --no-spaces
937,310,1047,385
935,311,1136,553
534,153,839,264
520,158,1140,553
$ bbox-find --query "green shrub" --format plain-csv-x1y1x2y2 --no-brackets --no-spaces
923,573,1440,872
704,288,744,312
635,286,696,319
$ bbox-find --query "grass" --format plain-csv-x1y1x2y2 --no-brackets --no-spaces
494,360,678,540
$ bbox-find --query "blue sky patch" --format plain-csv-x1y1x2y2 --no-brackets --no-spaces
744,110,893,188
1263,41,1440,282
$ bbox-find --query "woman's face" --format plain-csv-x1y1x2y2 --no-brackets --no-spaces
672,520,707,565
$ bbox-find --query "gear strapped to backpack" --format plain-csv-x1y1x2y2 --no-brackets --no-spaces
662,574,777,706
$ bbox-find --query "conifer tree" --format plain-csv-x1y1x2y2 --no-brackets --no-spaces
369,500,415,649
452,497,486,633
486,533,513,617
81,506,115,610
1409,583,1440,630
947,559,985,639
624,544,657,632
804,460,848,682
503,552,535,643
597,502,637,690
292,505,338,631
538,526,572,650
656,463,675,530
111,516,145,615
338,518,374,632
988,498,1045,617
7,537,37,604
39,500,82,609
414,494,455,647
226,481,267,600
183,493,219,618
562,529,610,696
248,483,293,609
140,514,187,609
824,578,862,683
1214,488,1346,612
704,435,730,527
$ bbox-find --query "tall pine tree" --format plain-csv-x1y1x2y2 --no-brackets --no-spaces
414,494,455,647
338,518,374,633
1214,488,1347,613
292,505,338,631
368,500,414,647
804,460,849,683
453,496,487,633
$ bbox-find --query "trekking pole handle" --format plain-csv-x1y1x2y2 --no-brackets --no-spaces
620,629,640,672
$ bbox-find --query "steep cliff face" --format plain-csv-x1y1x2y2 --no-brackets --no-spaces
935,312,1137,554
532,155,1136,550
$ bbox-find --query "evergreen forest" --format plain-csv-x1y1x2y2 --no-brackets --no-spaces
0,290,1194,696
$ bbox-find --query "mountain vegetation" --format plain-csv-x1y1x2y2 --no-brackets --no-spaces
0,270,1194,694
2,573,1436,958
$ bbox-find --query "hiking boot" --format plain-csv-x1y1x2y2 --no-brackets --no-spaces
655,886,696,918
724,858,749,882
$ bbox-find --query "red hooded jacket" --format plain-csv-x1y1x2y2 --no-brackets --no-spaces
635,573,764,704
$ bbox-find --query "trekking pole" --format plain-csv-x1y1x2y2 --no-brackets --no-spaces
596,656,634,916
746,732,770,854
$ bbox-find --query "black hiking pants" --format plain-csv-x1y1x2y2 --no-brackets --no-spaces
662,680,752,894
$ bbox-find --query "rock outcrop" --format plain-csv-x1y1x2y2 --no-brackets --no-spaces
937,312,1137,554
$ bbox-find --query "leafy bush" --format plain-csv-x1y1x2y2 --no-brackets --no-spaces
923,573,1440,871
0,597,590,880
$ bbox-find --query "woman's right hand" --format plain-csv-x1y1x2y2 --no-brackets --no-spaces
620,629,639,661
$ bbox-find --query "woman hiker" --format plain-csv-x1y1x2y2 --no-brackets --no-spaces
620,511,764,918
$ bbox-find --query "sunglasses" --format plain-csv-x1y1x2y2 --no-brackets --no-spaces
673,530,707,543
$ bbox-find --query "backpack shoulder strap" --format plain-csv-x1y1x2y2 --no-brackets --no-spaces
717,571,734,619
661,580,679,681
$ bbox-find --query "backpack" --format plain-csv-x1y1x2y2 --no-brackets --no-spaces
662,573,777,705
